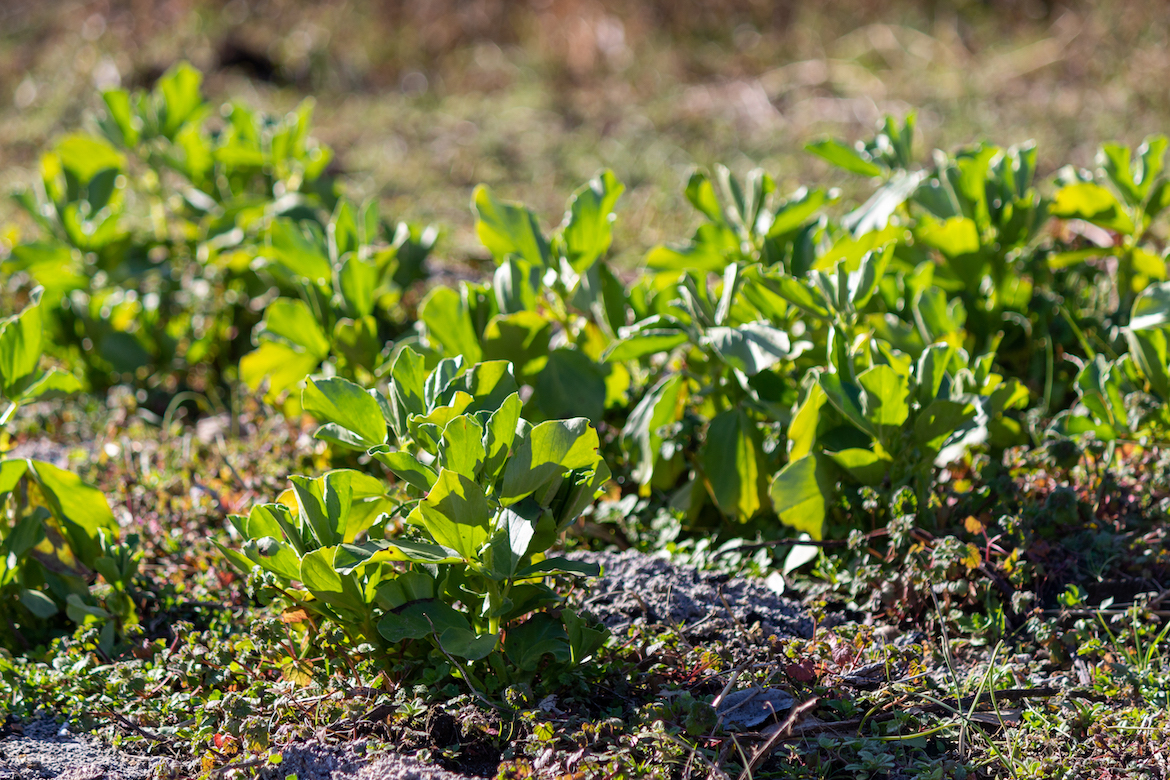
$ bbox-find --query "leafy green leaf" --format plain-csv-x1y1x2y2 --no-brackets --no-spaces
622,375,684,485
857,364,910,433
419,286,483,363
482,392,522,482
0,287,44,394
338,255,379,318
461,361,520,413
843,171,924,236
473,184,550,267
54,135,125,185
158,61,204,137
702,409,765,521
604,327,689,363
290,471,354,548
769,455,828,539
388,347,428,438
266,219,332,283
246,537,303,581
533,349,606,422
439,415,487,478
1050,182,1133,233
818,373,873,437
481,312,552,378
303,377,388,450
515,557,602,578
417,469,491,561
805,138,883,177
369,446,438,492
439,626,499,660
826,448,890,486
374,571,436,611
704,322,795,375
378,599,466,643
487,503,539,579
504,613,570,670
1129,281,1170,331
501,418,600,504
562,608,607,663
561,170,624,272
19,588,58,620
915,399,978,453
257,298,331,358
27,460,118,567
239,341,322,399
17,369,81,402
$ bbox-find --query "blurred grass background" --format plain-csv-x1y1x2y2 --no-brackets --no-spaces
1,0,1167,264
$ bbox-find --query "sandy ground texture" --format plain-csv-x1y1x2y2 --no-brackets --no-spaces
0,723,477,780
0,718,157,780
6,549,815,778
566,549,815,643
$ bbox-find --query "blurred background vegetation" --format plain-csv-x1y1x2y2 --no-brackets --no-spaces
1,0,1167,264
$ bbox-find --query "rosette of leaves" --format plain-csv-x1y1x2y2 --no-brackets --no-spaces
240,198,436,407
604,245,904,523
416,170,629,424
771,336,1029,539
221,351,609,683
0,288,138,653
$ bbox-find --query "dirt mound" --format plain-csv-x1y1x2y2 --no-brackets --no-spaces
566,549,814,642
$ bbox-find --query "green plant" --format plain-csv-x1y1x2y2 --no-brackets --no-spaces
770,331,1028,538
0,288,81,425
0,288,138,653
644,165,835,274
604,261,814,524
6,61,336,395
220,350,609,687
1048,135,1170,318
1056,281,1170,452
240,197,436,408
416,170,629,424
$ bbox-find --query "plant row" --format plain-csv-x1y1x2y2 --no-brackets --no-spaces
4,64,1170,684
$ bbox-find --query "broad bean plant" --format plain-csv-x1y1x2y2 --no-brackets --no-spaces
221,352,608,686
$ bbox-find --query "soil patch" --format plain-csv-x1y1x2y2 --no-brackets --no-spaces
566,549,815,642
0,718,157,780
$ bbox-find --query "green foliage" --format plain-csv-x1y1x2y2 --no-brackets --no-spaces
221,352,609,684
413,170,630,424
6,62,336,390
6,62,434,407
0,287,81,425
0,288,136,652
240,199,437,407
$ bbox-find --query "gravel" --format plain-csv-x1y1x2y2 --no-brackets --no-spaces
0,718,157,780
565,549,815,643
258,744,475,780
